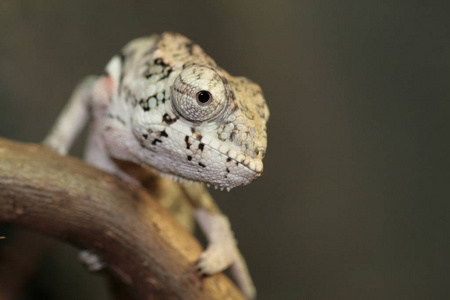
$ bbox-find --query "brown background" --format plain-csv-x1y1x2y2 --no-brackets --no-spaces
1,1,449,299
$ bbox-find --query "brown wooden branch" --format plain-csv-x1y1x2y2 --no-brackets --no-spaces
0,138,245,300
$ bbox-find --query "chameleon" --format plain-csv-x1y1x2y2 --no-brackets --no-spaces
43,32,269,299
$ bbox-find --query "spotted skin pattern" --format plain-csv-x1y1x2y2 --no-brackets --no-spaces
44,33,269,299
104,33,269,189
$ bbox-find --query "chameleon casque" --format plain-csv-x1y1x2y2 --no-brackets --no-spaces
44,32,269,299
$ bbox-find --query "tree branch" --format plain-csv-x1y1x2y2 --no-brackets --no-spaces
0,138,245,300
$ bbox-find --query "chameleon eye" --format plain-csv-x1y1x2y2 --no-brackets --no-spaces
196,90,212,105
171,65,228,123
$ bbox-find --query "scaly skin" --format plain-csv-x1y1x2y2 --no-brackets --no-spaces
44,32,269,299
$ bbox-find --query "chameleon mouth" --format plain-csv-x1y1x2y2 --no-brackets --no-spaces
190,134,264,175
224,149,263,174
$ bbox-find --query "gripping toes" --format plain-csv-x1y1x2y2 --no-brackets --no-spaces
195,209,256,299
197,238,238,275
79,250,105,272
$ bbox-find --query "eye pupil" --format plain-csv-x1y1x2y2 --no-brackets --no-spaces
196,90,212,105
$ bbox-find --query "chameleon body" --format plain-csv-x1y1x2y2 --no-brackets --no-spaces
44,32,269,299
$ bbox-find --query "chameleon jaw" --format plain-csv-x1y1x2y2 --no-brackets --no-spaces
188,129,264,174
152,142,263,191
188,141,264,190
135,121,264,190
179,132,264,189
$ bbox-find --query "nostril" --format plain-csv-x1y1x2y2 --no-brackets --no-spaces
255,147,266,159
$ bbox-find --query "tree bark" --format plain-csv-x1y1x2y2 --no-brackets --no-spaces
0,138,245,300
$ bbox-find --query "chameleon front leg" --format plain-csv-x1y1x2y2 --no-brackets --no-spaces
181,183,256,299
43,76,98,154
43,75,135,184
43,75,124,271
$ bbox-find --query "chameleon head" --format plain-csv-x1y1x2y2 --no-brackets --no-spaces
130,33,269,189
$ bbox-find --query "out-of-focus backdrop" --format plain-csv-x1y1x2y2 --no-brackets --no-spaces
1,1,449,299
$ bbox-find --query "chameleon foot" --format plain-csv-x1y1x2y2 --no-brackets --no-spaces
195,209,256,299
197,246,256,299
79,250,105,272
197,239,237,275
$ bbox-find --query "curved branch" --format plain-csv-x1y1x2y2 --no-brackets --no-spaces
0,138,245,300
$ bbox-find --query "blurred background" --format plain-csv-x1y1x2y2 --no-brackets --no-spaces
1,0,449,299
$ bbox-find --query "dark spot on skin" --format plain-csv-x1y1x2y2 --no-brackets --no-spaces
163,113,177,125
147,58,172,80
185,42,194,55
191,127,196,133
198,143,205,151
151,139,162,145
192,132,203,140
235,161,239,166
226,168,230,173
187,155,192,161
227,157,232,162
174,86,187,95
143,134,148,139
221,75,229,85
154,58,169,67
160,130,168,138
185,136,191,149
198,162,206,168
161,68,173,79
139,99,150,112
117,52,125,94
228,89,237,102
182,62,193,69
230,132,236,142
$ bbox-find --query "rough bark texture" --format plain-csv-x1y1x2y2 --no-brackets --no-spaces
0,138,244,300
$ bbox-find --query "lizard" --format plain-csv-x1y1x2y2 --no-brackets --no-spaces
43,32,269,299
